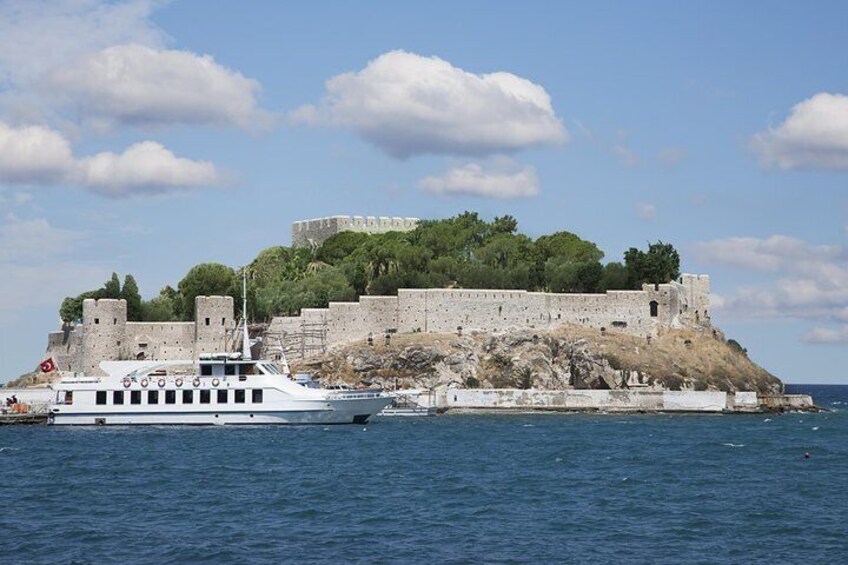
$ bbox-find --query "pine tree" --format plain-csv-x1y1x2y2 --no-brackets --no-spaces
121,275,142,321
103,272,121,299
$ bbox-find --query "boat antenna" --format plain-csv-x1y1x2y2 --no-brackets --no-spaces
242,268,251,360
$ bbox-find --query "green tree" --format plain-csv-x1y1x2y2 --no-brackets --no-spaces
177,263,238,320
102,272,121,299
490,214,518,235
121,275,142,321
316,232,370,265
535,231,604,264
624,241,681,287
599,262,629,291
257,266,357,316
545,258,603,293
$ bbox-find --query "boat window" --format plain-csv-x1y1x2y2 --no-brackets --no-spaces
217,390,228,404
183,390,193,404
66,391,73,405
165,390,176,404
225,364,236,376
113,391,124,405
131,391,141,405
235,390,245,403
96,391,107,405
200,390,211,404
148,390,159,404
252,389,263,403
201,364,213,376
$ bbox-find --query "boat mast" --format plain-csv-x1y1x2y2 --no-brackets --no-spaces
242,268,251,360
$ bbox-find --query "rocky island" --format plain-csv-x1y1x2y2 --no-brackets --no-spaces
8,212,815,413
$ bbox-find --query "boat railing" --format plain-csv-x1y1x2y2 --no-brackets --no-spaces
0,401,52,416
326,389,388,400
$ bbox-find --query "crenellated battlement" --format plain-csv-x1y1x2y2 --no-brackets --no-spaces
291,215,419,248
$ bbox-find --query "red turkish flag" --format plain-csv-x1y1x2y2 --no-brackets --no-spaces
40,358,56,373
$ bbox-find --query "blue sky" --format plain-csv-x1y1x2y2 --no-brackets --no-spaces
2,0,848,383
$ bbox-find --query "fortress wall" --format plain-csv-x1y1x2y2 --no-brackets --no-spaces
360,296,399,333
326,302,364,344
125,322,195,361
397,290,427,333
422,289,536,333
546,292,644,333
46,329,82,372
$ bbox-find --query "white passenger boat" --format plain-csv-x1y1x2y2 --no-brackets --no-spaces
48,354,393,426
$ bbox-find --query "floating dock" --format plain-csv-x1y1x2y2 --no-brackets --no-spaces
0,413,48,425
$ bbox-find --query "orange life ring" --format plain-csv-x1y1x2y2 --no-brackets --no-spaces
175,378,183,388
193,378,201,388
141,378,149,388
212,378,220,387
158,378,166,388
122,378,131,388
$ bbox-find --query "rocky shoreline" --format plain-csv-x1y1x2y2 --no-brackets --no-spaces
293,325,783,395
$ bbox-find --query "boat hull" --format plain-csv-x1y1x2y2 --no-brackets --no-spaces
49,396,393,426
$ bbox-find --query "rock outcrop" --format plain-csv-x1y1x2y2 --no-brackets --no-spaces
292,326,782,394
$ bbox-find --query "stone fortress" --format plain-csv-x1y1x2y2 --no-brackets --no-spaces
46,215,711,375
47,296,235,376
292,215,419,248
269,275,711,352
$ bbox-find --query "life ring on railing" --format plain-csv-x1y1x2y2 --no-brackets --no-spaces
122,378,131,388
175,378,183,388
193,378,201,388
140,378,149,388
158,378,166,388
212,378,220,387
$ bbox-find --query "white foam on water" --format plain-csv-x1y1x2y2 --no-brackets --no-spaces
722,443,745,448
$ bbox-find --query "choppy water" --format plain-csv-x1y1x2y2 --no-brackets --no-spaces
2,385,846,564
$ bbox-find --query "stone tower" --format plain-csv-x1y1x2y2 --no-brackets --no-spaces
195,296,235,356
81,298,127,375
680,274,711,326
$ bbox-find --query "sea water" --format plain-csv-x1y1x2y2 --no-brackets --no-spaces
1,385,846,564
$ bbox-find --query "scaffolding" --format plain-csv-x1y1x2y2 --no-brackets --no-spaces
261,321,327,361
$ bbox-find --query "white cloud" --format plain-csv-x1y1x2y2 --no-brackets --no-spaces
613,144,640,167
0,122,75,183
694,235,844,272
293,50,567,158
419,158,539,199
802,326,848,344
75,141,222,196
636,203,656,221
751,92,848,170
0,0,164,88
0,121,223,196
694,234,848,342
46,44,272,130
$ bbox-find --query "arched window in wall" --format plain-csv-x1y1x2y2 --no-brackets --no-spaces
649,300,659,318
